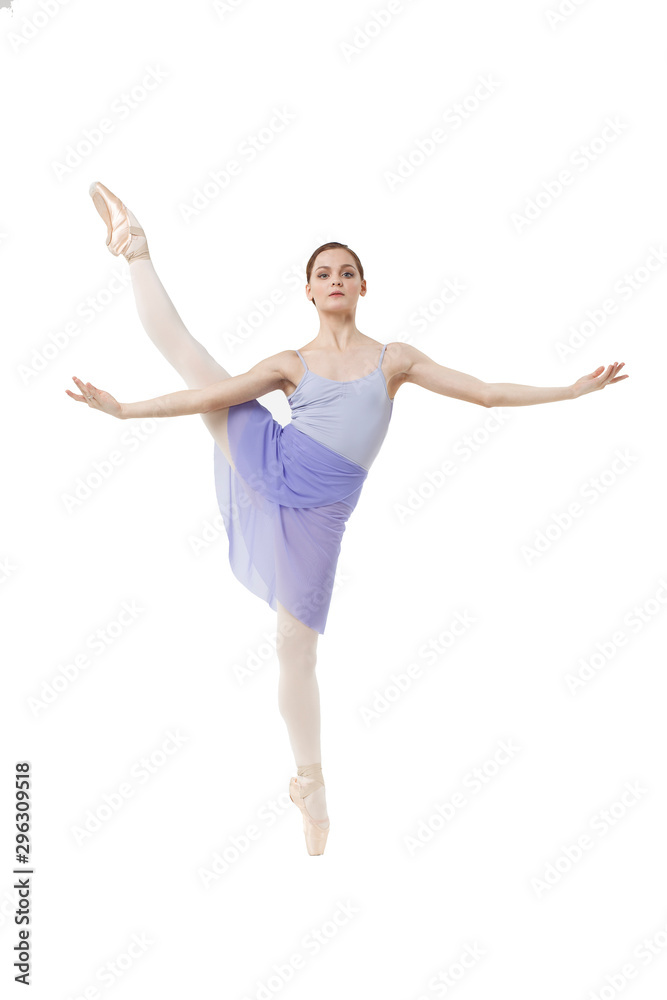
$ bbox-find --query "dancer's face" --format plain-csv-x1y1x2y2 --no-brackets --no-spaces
306,249,366,313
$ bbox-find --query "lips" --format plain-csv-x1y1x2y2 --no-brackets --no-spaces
329,292,343,296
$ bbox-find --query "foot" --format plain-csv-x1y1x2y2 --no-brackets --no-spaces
89,181,150,264
295,776,329,829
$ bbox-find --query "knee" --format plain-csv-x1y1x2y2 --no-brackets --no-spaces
277,642,317,674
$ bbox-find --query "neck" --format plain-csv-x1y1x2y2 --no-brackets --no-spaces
312,314,365,352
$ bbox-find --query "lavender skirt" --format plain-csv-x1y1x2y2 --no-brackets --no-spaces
213,399,368,633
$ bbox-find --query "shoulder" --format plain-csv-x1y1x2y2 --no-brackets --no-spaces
381,342,427,399
250,350,302,396
252,349,300,375
383,342,460,399
383,341,431,381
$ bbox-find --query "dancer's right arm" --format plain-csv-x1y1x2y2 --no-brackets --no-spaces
67,354,292,419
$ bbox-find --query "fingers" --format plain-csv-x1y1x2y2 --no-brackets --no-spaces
73,376,92,398
599,362,627,386
70,376,98,405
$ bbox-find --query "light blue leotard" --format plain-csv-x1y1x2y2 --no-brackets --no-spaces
287,343,394,471
214,342,395,633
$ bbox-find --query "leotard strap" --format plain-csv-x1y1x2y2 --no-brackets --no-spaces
295,349,309,372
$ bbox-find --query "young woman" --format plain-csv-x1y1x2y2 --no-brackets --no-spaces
67,181,628,855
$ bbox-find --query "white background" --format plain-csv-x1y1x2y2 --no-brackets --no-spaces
2,0,666,997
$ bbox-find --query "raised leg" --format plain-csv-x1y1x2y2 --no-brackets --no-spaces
128,257,236,468
276,601,329,827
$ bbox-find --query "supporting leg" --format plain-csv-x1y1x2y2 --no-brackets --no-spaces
276,601,329,826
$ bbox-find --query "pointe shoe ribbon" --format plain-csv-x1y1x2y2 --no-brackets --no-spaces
89,180,150,263
289,763,330,856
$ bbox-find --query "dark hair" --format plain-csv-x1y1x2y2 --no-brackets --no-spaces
306,242,364,307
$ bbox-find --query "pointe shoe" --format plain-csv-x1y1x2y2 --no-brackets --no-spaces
89,181,150,263
289,763,330,856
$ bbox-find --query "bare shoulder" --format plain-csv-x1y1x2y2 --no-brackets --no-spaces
383,341,423,370
383,341,427,399
250,349,303,396
383,343,489,406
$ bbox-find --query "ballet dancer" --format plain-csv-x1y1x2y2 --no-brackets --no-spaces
66,182,629,854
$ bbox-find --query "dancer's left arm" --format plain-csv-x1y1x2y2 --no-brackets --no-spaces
398,344,628,406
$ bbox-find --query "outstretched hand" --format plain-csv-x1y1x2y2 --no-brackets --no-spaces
66,376,123,418
573,362,628,397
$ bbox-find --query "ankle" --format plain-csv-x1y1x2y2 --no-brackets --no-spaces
126,249,151,264
296,762,324,786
